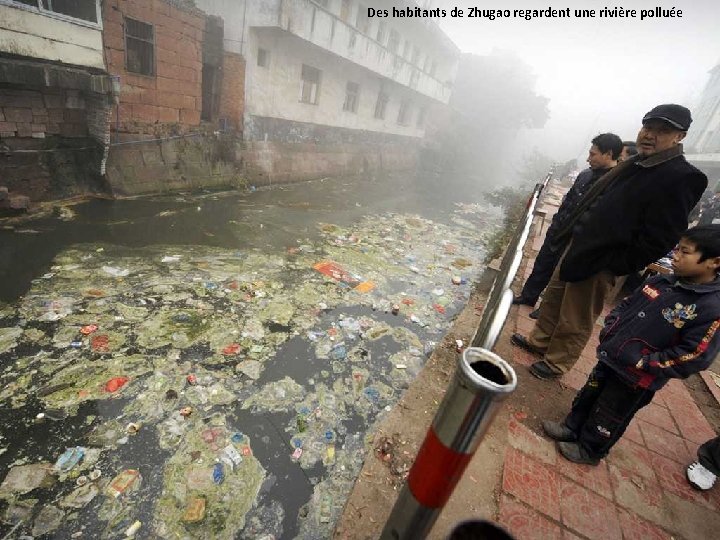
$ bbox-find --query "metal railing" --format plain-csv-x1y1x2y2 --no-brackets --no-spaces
472,169,554,349
380,168,554,540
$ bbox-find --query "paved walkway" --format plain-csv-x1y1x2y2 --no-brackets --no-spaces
496,180,720,540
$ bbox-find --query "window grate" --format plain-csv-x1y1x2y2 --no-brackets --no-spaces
125,17,155,76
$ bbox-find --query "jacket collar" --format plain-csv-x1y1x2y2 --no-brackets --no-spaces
660,272,720,293
635,144,684,168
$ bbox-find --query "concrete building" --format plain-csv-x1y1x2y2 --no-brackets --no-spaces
0,0,114,204
101,0,249,196
686,61,720,182
195,0,460,183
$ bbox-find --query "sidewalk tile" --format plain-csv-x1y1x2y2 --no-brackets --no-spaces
607,437,657,480
516,316,535,335
669,399,716,445
636,402,679,434
562,531,583,540
623,420,645,446
572,356,595,376
517,305,534,318
558,476,622,540
648,451,714,509
609,464,667,529
507,419,557,466
663,379,694,400
700,371,720,406
560,369,586,392
638,420,694,464
497,494,563,540
511,346,538,367
555,457,613,500
502,447,561,521
617,508,673,540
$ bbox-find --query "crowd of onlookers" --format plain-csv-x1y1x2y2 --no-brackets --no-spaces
507,103,720,491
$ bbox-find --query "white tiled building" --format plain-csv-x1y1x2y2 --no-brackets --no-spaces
195,0,459,142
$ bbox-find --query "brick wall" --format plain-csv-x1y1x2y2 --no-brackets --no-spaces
0,87,90,140
103,0,205,135
219,52,245,132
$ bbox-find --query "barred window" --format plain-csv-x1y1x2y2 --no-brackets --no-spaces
300,64,321,104
343,82,359,113
397,99,411,126
125,18,155,76
374,92,388,119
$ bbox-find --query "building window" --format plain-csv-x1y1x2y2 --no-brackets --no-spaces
423,55,431,72
412,45,421,66
376,21,386,44
417,107,426,128
257,48,269,68
300,64,321,104
388,29,399,54
403,40,411,59
5,0,99,24
348,31,356,50
374,92,388,119
343,82,359,113
125,17,155,76
397,99,411,126
356,4,370,33
430,60,437,77
340,0,352,22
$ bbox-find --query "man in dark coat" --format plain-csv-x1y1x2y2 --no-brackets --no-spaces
513,133,623,310
512,104,708,379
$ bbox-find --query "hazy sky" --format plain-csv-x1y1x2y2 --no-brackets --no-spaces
435,0,720,162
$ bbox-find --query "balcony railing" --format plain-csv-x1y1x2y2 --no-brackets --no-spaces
256,0,453,104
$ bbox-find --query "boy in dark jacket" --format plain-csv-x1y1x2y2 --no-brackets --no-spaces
542,224,720,465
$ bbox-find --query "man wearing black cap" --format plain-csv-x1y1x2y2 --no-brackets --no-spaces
512,104,708,380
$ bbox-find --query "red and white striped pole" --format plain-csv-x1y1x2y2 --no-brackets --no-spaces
381,348,517,539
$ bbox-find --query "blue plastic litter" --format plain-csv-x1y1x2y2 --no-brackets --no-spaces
363,387,380,403
329,343,347,360
212,462,225,485
54,446,85,473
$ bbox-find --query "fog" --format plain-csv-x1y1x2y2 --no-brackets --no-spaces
436,0,720,163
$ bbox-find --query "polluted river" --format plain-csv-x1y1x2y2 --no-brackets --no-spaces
0,173,502,539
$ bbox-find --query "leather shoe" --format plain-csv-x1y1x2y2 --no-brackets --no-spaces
529,360,562,380
510,334,545,356
529,308,540,320
557,441,600,466
542,420,577,442
512,295,534,306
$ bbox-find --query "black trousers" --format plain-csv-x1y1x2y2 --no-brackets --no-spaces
519,235,562,305
698,436,720,475
564,362,654,459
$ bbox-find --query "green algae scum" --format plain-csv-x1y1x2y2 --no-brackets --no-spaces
0,177,500,538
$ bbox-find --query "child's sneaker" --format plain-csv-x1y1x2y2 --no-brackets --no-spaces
686,462,717,490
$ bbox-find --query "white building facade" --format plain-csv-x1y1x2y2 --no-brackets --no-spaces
687,62,720,155
195,0,459,142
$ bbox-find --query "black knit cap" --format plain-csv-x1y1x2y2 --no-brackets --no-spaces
642,104,692,131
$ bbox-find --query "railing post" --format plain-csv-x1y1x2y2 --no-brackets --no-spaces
380,348,517,540
379,168,555,539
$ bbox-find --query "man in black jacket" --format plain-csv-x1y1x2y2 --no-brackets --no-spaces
513,133,623,310
512,104,708,379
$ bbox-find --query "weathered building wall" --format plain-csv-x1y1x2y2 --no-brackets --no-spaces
105,134,244,196
0,1,104,70
219,52,245,132
102,0,205,135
